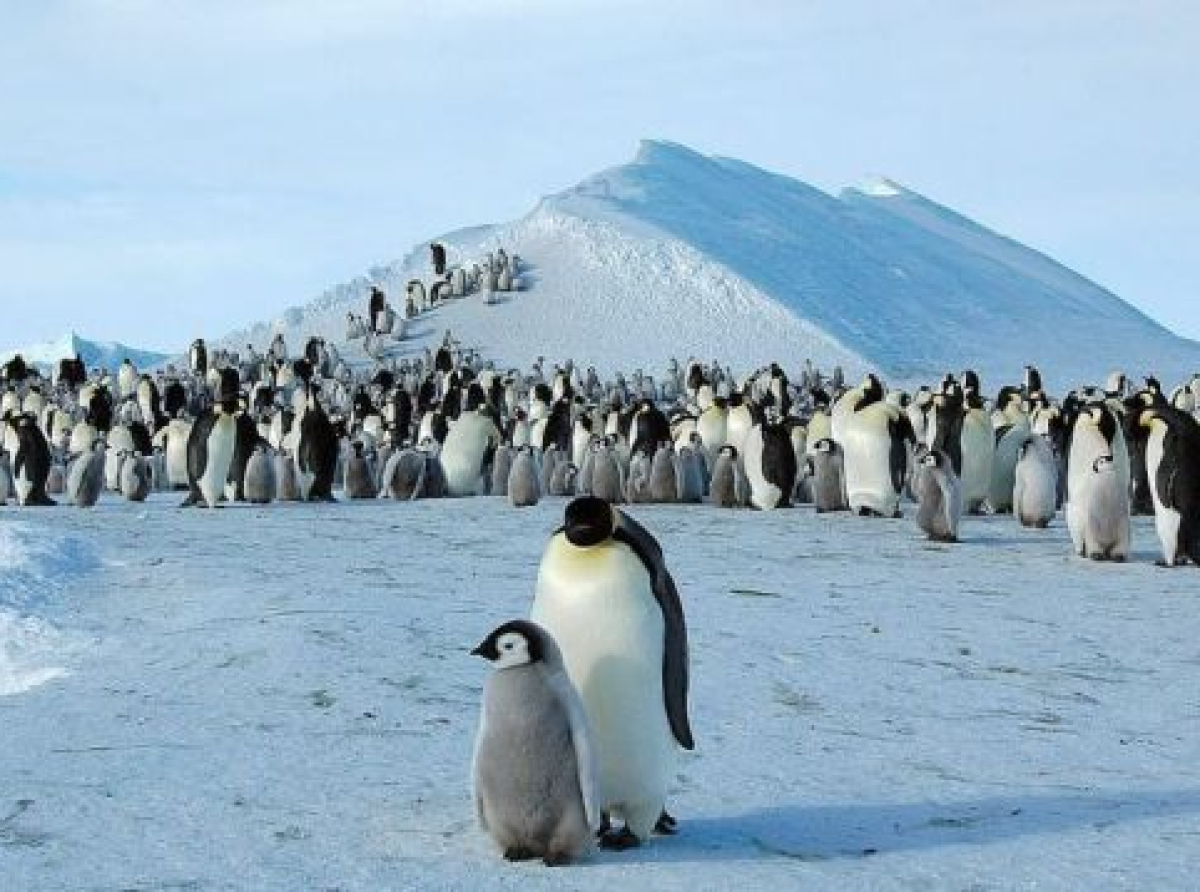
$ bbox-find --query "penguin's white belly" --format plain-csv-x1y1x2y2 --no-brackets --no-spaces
200,416,236,508
959,417,994,505
743,429,782,511
15,463,33,503
166,432,190,486
441,430,489,497
531,547,674,817
840,423,896,515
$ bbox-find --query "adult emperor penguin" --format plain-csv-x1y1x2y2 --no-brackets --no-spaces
742,416,798,511
1135,406,1200,566
913,447,962,542
530,496,693,849
295,384,339,502
1013,434,1058,528
832,374,911,517
1066,403,1130,561
12,413,56,506
471,619,600,866
441,406,501,497
183,369,240,508
507,445,542,507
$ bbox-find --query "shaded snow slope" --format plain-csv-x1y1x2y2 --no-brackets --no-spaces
0,332,169,373
221,141,1200,390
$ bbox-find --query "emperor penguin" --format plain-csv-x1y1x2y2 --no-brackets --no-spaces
1135,406,1200,566
507,445,542,507
724,394,755,458
589,438,626,504
471,619,600,865
1066,404,1130,561
383,447,427,501
832,374,910,517
742,417,797,511
987,386,1031,513
625,450,653,504
0,449,12,503
531,497,694,849
295,385,339,502
183,369,241,508
805,438,847,513
119,451,151,502
68,440,106,508
549,460,578,497
708,444,749,508
12,414,56,506
1013,435,1058,528
648,442,680,503
490,444,514,497
442,406,501,497
343,441,378,499
912,447,962,542
275,449,301,501
675,442,706,504
244,443,277,504
164,415,193,489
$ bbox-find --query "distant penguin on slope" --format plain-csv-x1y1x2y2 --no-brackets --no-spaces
531,497,693,849
471,620,599,865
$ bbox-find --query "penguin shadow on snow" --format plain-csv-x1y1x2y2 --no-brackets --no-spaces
607,788,1200,864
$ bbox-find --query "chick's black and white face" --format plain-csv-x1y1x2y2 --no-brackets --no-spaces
490,631,533,669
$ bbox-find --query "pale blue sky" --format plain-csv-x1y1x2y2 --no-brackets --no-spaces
1,0,1197,352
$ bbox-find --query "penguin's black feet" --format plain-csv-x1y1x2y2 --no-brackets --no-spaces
542,851,572,867
1154,557,1177,568
599,827,641,851
595,812,612,838
654,811,679,835
503,846,537,862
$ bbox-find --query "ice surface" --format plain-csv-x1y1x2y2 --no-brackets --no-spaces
2,494,1199,888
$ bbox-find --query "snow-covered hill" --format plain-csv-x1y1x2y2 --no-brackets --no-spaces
224,140,1200,390
0,332,169,374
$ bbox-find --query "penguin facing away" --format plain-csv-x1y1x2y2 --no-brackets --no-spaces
471,619,599,866
531,496,693,850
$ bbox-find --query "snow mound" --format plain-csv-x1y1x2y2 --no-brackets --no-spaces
0,332,170,373
0,523,97,696
220,140,1200,390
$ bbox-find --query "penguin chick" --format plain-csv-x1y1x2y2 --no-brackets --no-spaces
472,620,598,866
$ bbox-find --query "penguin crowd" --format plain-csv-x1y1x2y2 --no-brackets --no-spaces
3,323,1200,567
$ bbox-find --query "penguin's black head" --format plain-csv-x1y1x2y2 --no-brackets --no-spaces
563,496,615,547
471,619,545,667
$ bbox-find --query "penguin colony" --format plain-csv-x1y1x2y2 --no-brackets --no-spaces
3,333,1200,561
5,247,1200,865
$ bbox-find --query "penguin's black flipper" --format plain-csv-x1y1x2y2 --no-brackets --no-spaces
613,509,694,751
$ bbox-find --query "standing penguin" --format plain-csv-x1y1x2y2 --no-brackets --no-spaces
1066,404,1130,561
12,414,56,506
912,448,962,542
508,445,542,508
806,438,848,513
708,444,749,508
68,440,106,508
471,619,599,865
490,444,514,497
441,407,501,497
742,418,798,511
183,369,240,508
244,443,277,504
589,438,626,504
531,497,693,849
832,375,911,518
1013,435,1058,528
648,442,680,503
1136,407,1200,566
295,385,339,502
343,441,378,499
119,451,152,502
275,449,301,501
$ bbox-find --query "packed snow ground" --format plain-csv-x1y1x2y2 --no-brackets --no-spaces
3,495,1200,890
